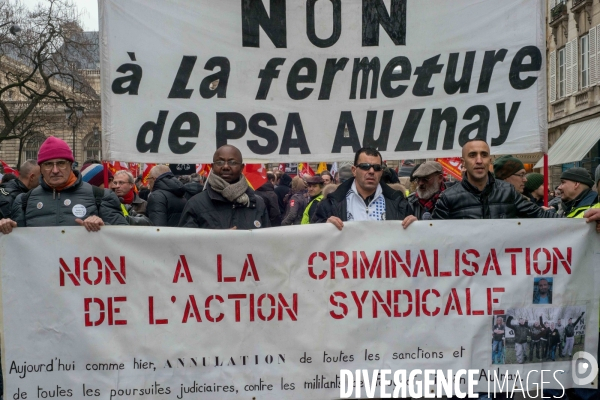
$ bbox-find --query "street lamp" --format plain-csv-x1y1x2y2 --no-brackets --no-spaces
65,106,84,163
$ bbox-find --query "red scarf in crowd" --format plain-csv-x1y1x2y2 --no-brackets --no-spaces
416,182,446,212
122,189,135,204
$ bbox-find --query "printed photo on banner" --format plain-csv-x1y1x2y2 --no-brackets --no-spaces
533,277,553,304
504,306,587,365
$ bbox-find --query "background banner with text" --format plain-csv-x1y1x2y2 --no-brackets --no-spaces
1,220,598,399
99,0,547,163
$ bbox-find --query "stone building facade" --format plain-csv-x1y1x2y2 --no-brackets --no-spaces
547,0,600,188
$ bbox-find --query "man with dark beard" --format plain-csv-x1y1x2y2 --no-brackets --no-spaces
407,161,451,220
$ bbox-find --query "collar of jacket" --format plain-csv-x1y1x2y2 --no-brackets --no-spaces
39,170,82,192
0,177,28,193
206,183,257,206
461,172,495,195
132,193,145,204
563,188,596,212
327,177,402,202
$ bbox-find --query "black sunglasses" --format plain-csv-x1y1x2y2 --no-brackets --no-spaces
355,163,384,172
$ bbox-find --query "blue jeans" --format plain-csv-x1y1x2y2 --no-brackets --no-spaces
548,343,557,360
492,340,504,364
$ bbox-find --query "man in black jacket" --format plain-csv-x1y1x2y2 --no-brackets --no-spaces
432,139,557,219
146,165,187,227
179,145,269,229
312,148,413,229
0,160,40,218
255,175,281,226
506,315,531,364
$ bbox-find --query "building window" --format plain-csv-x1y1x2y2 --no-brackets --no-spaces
581,34,589,89
23,134,46,161
558,47,566,98
84,135,102,161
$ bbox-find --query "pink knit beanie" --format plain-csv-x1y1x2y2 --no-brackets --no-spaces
37,136,75,164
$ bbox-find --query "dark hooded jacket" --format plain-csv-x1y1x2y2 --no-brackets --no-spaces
0,178,29,219
312,178,412,223
147,172,187,227
433,173,558,219
183,181,204,200
255,181,281,226
274,174,292,215
560,188,599,218
11,172,127,227
178,183,270,229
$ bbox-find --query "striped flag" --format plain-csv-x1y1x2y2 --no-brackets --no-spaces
141,163,155,185
243,164,268,190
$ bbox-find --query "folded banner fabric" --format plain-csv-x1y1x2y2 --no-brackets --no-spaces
99,0,547,163
1,220,597,399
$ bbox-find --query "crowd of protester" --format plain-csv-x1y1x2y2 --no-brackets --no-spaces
0,136,598,400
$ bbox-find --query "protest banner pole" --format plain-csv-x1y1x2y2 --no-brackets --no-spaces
544,153,549,207
103,161,109,188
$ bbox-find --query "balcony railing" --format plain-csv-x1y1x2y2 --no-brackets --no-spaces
575,90,589,107
552,99,566,116
551,2,567,23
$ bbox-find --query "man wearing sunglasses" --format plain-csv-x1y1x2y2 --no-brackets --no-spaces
0,136,127,234
312,147,413,229
179,145,269,229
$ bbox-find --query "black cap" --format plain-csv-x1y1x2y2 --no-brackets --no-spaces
560,167,594,188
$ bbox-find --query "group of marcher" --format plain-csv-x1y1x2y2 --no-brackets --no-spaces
0,136,599,400
504,313,585,365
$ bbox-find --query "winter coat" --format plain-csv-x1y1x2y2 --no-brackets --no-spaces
274,174,292,215
507,316,530,344
178,184,270,229
147,172,187,227
560,188,599,218
0,178,29,219
128,193,148,215
433,173,558,219
11,172,127,227
183,181,204,200
255,182,281,226
407,181,456,220
312,178,412,223
281,191,308,225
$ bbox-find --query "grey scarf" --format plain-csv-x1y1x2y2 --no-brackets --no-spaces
208,173,250,206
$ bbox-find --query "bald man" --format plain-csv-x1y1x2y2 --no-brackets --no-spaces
433,139,557,219
179,145,269,229
146,164,187,227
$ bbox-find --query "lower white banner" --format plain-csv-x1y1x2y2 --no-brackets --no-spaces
1,220,598,399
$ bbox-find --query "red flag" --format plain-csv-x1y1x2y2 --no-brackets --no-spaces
278,163,286,171
298,162,315,177
197,164,212,177
435,158,463,181
243,164,268,190
141,163,155,185
128,163,139,177
1,161,18,176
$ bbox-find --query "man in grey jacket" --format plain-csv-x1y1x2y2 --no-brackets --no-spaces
0,137,127,234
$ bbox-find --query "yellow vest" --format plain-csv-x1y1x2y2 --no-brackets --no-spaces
566,202,600,218
301,194,323,225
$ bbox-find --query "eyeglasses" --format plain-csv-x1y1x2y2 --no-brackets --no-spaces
41,161,70,171
113,180,132,186
512,173,527,179
213,160,242,167
355,163,383,172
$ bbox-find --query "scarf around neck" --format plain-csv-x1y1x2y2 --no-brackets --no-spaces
416,182,446,212
45,171,77,192
208,173,250,206
122,189,135,204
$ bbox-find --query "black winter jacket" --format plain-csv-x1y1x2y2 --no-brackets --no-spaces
507,316,530,344
0,178,29,218
433,173,558,219
255,182,281,226
147,172,187,227
312,178,412,223
178,184,270,229
274,174,292,215
183,181,204,200
11,173,127,227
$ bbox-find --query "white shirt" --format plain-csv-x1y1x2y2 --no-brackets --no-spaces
345,181,386,221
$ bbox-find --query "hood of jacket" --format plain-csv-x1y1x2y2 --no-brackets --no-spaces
0,177,28,194
257,182,275,192
279,174,292,187
153,172,186,197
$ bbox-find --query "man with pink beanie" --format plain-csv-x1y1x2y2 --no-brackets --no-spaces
0,136,127,233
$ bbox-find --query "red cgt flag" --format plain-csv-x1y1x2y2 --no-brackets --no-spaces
0,161,18,176
141,163,155,185
243,164,268,190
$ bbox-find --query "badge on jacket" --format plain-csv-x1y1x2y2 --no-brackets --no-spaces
72,204,86,218
290,200,295,207
254,220,261,228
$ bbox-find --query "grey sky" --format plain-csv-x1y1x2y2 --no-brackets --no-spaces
19,0,99,31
